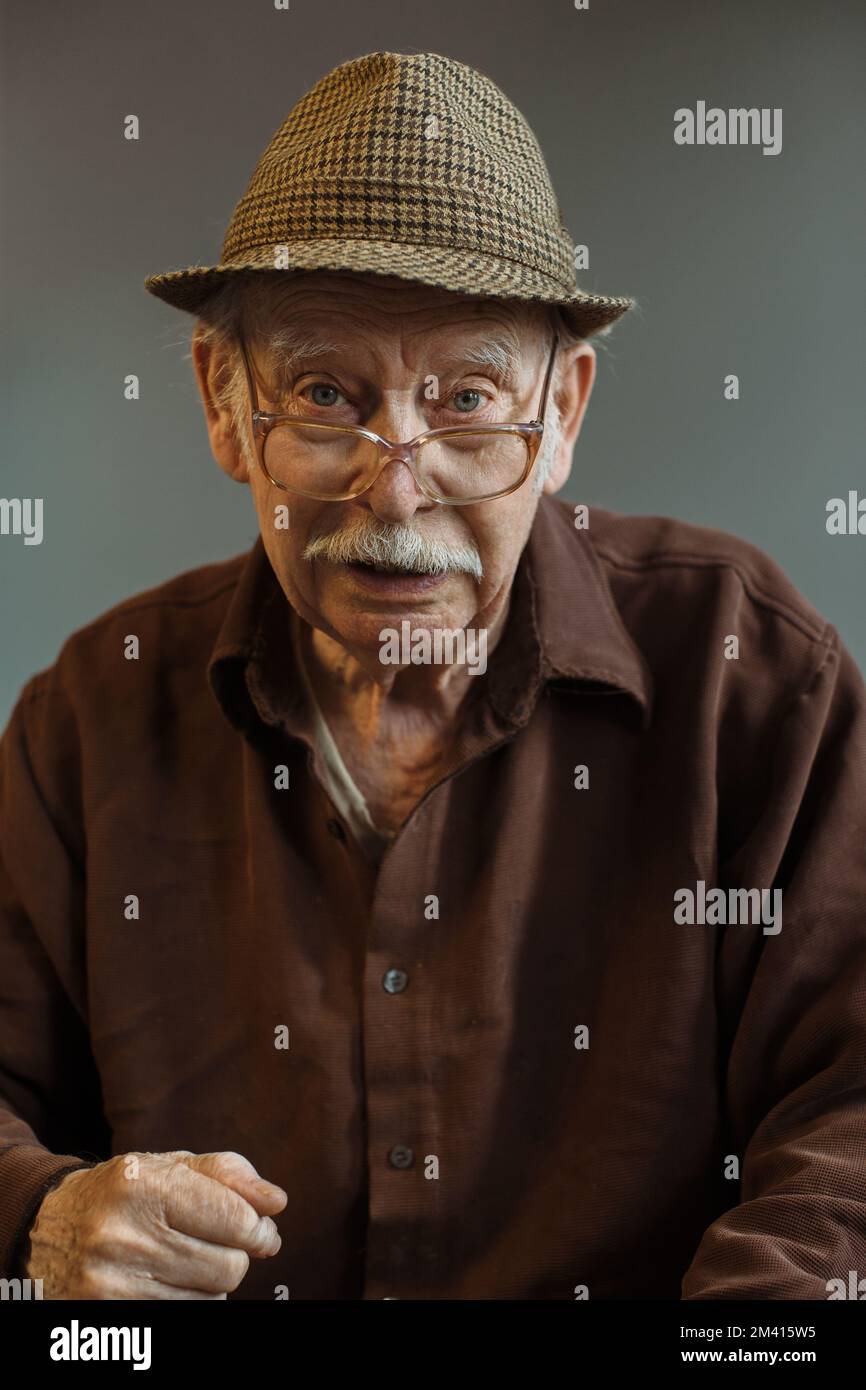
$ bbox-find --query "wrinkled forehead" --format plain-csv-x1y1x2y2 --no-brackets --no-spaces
239,270,552,366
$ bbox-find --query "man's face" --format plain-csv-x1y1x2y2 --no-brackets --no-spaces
196,272,595,677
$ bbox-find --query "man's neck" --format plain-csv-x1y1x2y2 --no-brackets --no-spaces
295,599,511,749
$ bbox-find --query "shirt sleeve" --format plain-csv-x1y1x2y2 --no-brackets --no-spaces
682,626,866,1299
0,675,107,1277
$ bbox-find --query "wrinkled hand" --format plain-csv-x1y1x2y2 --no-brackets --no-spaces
26,1150,287,1299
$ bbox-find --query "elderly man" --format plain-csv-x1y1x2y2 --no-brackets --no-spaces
1,50,865,1303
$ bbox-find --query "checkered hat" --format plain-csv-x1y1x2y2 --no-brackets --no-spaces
144,50,634,339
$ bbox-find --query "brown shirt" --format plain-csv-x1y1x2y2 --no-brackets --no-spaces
1,495,865,1300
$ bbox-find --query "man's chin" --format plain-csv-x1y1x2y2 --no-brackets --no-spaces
318,567,476,651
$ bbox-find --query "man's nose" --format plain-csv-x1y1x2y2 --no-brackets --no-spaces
361,394,432,524
361,453,429,524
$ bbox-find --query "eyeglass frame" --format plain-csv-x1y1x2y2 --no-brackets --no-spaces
237,329,559,506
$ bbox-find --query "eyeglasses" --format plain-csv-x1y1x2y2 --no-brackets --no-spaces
238,332,559,506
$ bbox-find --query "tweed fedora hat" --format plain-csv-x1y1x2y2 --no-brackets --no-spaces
144,50,634,339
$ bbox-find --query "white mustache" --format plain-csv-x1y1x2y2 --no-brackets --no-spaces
302,518,483,579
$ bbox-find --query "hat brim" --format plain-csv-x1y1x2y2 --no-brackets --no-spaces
144,239,633,340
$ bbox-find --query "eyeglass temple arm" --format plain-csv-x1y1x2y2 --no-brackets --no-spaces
238,334,263,419
533,333,559,425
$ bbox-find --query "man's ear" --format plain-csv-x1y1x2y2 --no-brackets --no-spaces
191,327,250,484
542,342,596,495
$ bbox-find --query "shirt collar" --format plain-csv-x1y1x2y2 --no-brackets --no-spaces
524,495,653,722
207,496,653,738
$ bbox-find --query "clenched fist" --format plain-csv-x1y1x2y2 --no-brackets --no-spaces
25,1150,287,1299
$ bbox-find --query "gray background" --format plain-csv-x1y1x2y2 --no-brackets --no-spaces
2,0,864,723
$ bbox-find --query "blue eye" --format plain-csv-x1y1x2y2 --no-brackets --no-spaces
453,389,482,413
308,383,340,407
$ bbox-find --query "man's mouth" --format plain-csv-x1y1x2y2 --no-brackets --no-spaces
342,559,448,592
348,559,416,574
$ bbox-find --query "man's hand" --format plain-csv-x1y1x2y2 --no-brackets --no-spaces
25,1150,287,1299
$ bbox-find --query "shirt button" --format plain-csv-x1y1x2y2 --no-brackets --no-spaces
388,1145,414,1170
326,818,346,842
382,968,409,994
